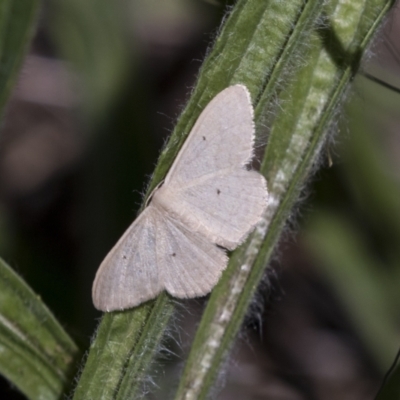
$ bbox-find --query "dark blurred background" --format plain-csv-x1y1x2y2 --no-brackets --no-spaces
0,1,399,399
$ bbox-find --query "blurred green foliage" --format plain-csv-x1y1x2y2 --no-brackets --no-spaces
0,0,39,112
305,73,400,396
0,0,399,399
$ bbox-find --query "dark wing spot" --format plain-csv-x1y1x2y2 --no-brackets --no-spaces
217,189,221,195
202,136,206,140
172,253,176,257
123,255,127,259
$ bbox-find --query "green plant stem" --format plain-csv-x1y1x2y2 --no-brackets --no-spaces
375,347,400,400
115,294,175,399
73,302,156,399
73,1,319,398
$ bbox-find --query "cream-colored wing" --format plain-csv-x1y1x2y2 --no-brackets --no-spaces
153,84,268,249
165,85,255,187
155,212,228,298
153,169,267,250
92,206,162,311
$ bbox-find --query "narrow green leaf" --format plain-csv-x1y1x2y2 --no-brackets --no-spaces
0,259,79,400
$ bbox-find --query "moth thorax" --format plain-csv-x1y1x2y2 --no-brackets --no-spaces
151,186,180,216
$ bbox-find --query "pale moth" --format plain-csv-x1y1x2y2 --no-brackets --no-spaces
92,85,268,312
